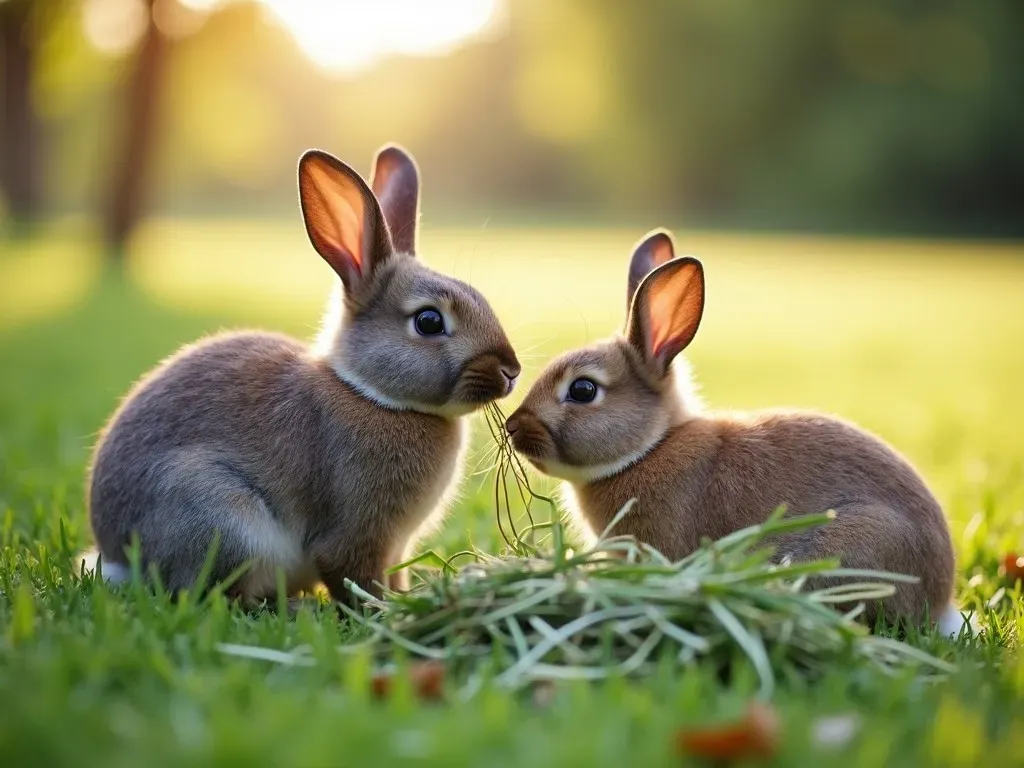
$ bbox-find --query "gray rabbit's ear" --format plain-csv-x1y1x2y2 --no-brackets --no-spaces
370,144,420,256
298,149,393,294
627,229,676,312
625,256,705,377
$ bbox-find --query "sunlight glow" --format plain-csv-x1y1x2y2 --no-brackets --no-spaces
153,0,209,39
82,0,148,56
83,0,502,71
260,0,503,74
176,0,224,9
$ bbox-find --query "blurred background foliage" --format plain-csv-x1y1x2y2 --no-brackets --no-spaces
1,0,1021,248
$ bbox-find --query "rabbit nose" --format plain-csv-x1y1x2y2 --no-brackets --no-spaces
501,367,519,395
500,352,521,381
505,416,520,435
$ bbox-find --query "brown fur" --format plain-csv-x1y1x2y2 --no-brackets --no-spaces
508,231,954,626
86,145,519,604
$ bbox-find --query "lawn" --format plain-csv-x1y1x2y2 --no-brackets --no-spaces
1,220,1023,766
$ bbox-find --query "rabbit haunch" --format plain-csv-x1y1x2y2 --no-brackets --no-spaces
507,230,962,630
83,145,519,604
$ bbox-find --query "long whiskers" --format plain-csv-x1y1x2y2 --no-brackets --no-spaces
466,440,504,477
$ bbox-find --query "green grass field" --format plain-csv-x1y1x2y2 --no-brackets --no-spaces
2,220,1023,766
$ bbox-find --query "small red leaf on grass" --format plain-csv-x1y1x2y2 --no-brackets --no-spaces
370,660,446,702
674,701,780,762
1002,553,1024,583
409,660,446,700
370,671,391,700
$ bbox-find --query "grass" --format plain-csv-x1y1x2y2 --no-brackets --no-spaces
1,219,1024,765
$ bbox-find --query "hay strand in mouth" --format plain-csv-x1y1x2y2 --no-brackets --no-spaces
483,401,560,554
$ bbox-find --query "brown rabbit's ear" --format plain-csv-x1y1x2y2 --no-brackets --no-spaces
298,149,392,293
626,257,705,376
627,229,676,310
370,144,420,256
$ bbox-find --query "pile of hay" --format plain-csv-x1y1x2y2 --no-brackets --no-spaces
337,506,952,696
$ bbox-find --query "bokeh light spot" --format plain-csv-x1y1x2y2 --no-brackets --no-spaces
152,0,209,40
260,0,503,75
82,0,148,57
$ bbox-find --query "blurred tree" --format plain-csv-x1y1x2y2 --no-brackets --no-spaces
0,0,40,229
18,0,1024,237
510,0,1024,234
103,0,168,262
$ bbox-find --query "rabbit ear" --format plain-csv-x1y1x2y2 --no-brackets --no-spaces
298,149,393,293
626,257,705,376
370,144,420,256
627,229,676,311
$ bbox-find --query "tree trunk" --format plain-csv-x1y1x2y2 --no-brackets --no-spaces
0,0,39,228
103,0,167,262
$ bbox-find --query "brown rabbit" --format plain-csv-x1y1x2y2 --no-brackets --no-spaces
81,145,520,604
506,230,963,631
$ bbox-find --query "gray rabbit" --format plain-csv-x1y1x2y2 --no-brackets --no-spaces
81,146,520,604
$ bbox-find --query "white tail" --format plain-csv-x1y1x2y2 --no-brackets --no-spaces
936,602,979,638
77,548,131,585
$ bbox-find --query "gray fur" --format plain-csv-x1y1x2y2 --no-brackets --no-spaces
86,146,519,604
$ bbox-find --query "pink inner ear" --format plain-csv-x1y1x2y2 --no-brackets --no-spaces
332,193,365,275
628,231,676,308
647,235,675,270
642,261,704,366
301,155,369,281
648,288,678,359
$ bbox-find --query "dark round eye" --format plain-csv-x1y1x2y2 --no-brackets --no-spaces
567,378,598,403
414,308,445,336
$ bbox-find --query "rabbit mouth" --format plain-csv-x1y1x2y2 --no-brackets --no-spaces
454,353,520,406
506,415,558,464
453,373,509,406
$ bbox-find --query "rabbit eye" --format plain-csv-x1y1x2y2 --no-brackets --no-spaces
414,308,445,336
567,378,598,403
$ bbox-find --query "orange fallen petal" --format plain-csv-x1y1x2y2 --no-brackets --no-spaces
370,661,445,702
408,660,446,701
370,670,393,700
674,701,780,761
1003,553,1024,582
